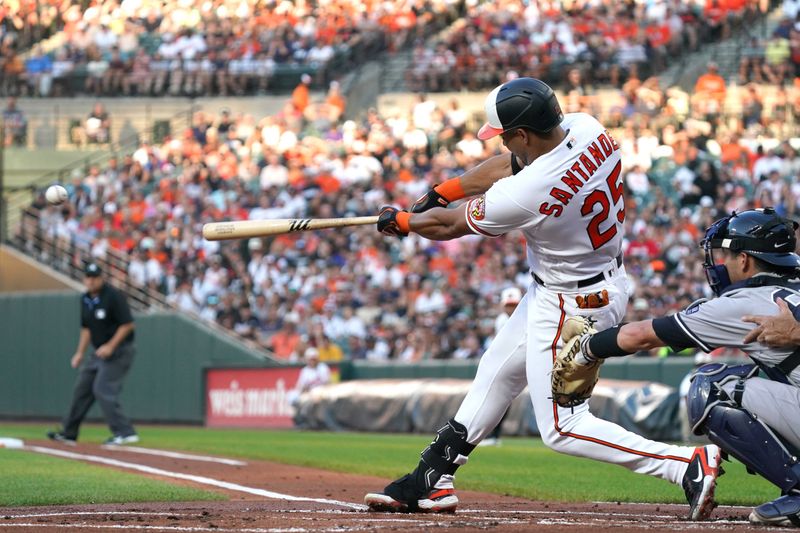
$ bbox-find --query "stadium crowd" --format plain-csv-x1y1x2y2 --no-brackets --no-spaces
11,0,800,362
0,0,461,97
3,0,786,99
406,0,768,92
24,63,800,362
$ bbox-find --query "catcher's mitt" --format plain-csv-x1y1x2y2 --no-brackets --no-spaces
551,316,601,408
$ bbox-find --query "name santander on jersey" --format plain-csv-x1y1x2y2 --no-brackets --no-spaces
538,127,621,218
465,113,626,286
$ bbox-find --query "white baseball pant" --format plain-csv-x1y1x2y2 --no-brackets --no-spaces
454,267,695,484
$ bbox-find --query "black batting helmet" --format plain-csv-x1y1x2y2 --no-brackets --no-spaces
477,77,564,140
701,207,800,294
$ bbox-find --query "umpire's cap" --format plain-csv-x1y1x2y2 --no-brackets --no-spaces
702,207,800,268
477,77,564,140
84,262,102,277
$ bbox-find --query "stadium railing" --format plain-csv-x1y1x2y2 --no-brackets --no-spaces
9,206,274,358
0,102,195,242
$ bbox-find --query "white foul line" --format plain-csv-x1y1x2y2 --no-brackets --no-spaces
5,512,192,519
0,524,310,532
100,445,247,466
593,500,756,511
26,446,365,511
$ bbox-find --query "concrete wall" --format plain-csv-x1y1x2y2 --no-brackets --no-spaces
0,246,82,293
0,292,273,424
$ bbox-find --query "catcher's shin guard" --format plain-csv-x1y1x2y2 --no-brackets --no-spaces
688,363,800,493
378,419,475,512
703,404,800,493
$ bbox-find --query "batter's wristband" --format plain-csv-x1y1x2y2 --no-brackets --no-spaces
396,211,412,234
433,178,465,202
587,326,635,359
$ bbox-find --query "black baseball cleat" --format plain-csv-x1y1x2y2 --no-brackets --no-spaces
749,493,800,527
682,444,721,520
364,488,458,513
365,473,458,513
46,430,76,446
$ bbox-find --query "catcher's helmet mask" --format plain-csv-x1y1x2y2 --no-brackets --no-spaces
478,78,564,140
701,207,800,295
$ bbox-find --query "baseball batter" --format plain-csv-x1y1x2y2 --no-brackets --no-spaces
366,78,719,519
563,208,800,527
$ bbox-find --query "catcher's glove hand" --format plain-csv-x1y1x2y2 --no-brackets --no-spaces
410,187,449,213
551,316,601,408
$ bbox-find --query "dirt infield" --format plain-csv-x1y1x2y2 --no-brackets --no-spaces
1,441,784,532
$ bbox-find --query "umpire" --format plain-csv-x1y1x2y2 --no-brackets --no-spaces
47,262,139,445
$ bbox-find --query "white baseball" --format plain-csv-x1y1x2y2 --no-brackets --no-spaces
45,184,68,205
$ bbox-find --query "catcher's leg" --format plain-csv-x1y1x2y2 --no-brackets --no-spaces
690,372,800,526
529,276,717,519
365,289,530,513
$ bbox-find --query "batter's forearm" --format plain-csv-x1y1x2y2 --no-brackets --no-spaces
458,153,513,197
408,208,470,241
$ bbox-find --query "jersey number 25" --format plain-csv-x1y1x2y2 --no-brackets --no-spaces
581,161,625,250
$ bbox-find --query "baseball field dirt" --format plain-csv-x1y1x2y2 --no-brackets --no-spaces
0,441,783,532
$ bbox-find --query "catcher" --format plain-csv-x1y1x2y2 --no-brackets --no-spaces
554,208,800,527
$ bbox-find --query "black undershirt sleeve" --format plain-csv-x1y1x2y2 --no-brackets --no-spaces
651,316,698,352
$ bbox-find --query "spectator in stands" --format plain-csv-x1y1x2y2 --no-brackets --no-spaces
84,45,109,96
1,51,25,96
764,33,792,84
306,321,333,360
24,45,53,97
757,169,790,215
103,48,127,96
739,37,766,83
85,102,111,144
693,62,727,120
270,316,301,360
741,84,765,129
51,48,75,96
234,305,261,341
325,81,347,120
2,96,27,147
292,73,312,113
288,347,331,407
167,281,199,314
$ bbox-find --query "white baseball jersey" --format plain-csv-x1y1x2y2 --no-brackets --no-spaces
465,113,624,288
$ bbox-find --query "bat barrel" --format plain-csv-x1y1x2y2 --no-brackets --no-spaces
202,216,379,241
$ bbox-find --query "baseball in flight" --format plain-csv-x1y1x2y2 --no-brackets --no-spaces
45,184,68,205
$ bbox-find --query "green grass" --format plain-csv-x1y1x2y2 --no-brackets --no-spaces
0,447,223,506
1,423,778,507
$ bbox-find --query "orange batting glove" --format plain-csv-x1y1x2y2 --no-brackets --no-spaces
377,206,411,237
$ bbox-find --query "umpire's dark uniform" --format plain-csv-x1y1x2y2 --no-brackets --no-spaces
57,263,137,442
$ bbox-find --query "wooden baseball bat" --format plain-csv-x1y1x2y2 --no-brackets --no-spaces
202,216,379,241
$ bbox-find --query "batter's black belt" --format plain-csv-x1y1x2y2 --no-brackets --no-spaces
532,254,623,289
